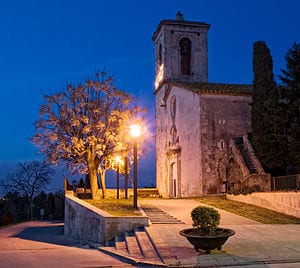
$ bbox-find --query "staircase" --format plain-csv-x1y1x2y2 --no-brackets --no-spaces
98,227,166,267
98,205,183,266
137,188,160,198
142,206,184,224
235,137,257,174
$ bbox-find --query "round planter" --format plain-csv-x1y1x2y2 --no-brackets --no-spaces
179,227,235,254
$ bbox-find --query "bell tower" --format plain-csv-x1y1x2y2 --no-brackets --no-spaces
152,12,210,89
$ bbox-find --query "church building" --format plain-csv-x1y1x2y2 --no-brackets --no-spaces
153,12,270,198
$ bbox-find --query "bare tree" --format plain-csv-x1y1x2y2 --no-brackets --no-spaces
32,73,145,199
0,160,53,219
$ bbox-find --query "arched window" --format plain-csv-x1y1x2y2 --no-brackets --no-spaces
179,38,191,75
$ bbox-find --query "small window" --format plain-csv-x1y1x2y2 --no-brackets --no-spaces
218,140,226,150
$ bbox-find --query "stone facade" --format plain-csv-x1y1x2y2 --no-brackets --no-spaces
153,13,270,198
155,82,255,197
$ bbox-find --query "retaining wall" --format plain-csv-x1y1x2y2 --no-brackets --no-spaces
64,193,149,243
227,192,300,218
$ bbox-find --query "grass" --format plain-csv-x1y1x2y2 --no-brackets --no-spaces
194,195,300,224
85,198,142,216
84,195,300,224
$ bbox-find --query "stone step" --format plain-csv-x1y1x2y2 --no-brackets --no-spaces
135,231,160,260
125,235,143,259
142,206,184,224
98,229,166,267
137,188,160,197
235,137,257,174
115,241,126,251
145,226,178,267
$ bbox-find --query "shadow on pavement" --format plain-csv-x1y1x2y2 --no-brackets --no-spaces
13,221,80,247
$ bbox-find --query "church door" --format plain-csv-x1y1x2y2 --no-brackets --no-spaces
170,162,178,198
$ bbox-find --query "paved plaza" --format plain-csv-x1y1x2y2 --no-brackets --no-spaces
140,199,300,267
0,199,299,267
0,221,130,268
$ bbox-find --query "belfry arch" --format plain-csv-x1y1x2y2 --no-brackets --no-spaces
179,38,192,75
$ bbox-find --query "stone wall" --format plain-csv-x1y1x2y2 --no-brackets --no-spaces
156,85,203,197
227,192,300,218
241,174,271,191
64,193,149,243
155,83,169,197
200,94,252,194
174,87,202,197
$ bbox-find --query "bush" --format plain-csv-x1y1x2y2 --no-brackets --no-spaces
191,206,220,234
1,211,14,226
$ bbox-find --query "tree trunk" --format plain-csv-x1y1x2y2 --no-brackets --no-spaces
27,196,34,220
99,169,107,199
27,199,31,220
87,147,98,199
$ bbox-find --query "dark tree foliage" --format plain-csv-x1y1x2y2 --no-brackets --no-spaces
0,190,64,226
252,41,287,174
279,42,300,173
33,191,64,220
0,161,54,219
78,178,85,188
0,192,28,225
85,174,91,189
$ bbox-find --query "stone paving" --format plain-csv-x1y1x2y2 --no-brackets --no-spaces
2,200,299,267
0,221,130,267
139,199,300,267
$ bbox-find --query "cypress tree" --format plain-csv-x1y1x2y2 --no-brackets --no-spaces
279,42,300,173
252,41,287,174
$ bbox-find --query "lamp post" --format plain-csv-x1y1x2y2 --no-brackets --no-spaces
124,156,128,199
129,124,141,209
115,155,122,199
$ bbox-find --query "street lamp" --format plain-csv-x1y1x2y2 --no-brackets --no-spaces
124,156,129,199
129,124,141,209
115,155,122,199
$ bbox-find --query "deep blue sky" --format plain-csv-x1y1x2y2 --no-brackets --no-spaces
0,0,299,190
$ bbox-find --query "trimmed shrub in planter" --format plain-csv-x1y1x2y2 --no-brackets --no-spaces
180,205,235,254
191,206,220,234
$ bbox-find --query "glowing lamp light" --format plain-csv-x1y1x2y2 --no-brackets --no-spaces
115,155,122,164
130,124,142,138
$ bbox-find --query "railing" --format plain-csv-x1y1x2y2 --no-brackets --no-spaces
271,174,300,191
243,134,265,174
235,137,257,174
